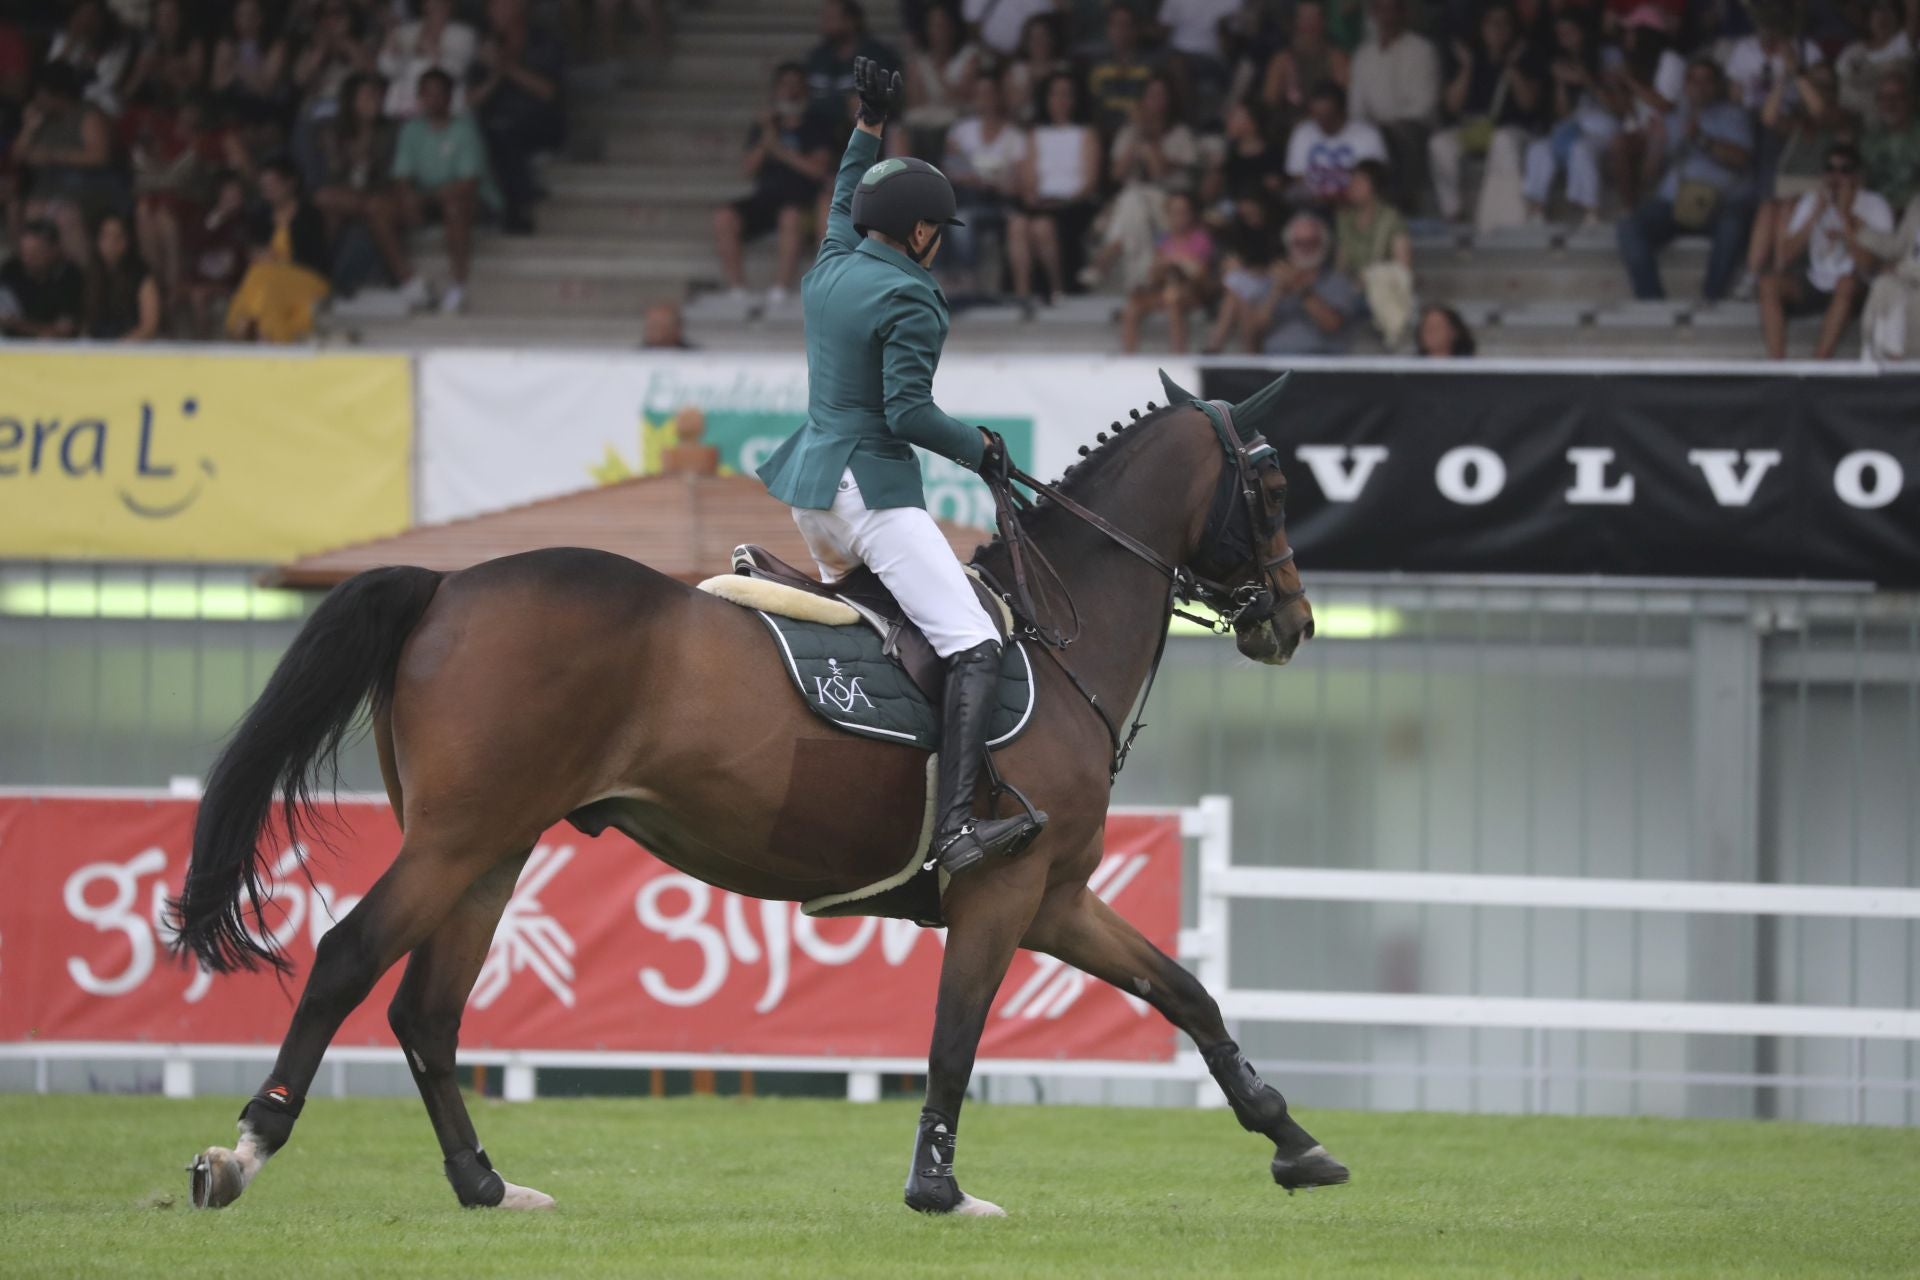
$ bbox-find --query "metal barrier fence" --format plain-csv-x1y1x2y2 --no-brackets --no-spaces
1187,839,1920,1125
3,563,1916,1121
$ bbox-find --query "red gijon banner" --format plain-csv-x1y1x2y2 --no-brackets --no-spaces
0,796,1181,1062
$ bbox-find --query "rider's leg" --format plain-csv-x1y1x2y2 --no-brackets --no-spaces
791,494,860,584
830,475,1046,874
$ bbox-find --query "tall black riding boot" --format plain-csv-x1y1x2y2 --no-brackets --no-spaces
929,639,1046,876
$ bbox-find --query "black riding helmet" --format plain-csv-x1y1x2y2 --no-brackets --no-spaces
852,158,964,262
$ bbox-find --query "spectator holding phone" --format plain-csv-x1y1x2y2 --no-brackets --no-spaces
1252,210,1364,353
1615,59,1755,303
1757,142,1891,358
713,62,834,310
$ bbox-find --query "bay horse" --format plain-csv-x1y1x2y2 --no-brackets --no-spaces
174,369,1349,1215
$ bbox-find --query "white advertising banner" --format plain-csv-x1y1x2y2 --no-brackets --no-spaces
417,352,1198,526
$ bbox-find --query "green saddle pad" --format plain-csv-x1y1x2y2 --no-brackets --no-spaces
753,611,1034,751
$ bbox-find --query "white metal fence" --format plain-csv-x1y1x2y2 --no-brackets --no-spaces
1184,812,1920,1123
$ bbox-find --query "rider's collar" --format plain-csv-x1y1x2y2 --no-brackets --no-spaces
857,237,944,299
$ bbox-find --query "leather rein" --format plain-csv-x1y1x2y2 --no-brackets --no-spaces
976,398,1304,779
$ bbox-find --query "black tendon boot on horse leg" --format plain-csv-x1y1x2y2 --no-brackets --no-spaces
903,865,1046,1215
387,853,555,1210
928,640,1046,875
1203,1041,1351,1191
1021,884,1349,1196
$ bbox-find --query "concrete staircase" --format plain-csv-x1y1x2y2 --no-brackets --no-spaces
324,0,1809,361
328,0,854,338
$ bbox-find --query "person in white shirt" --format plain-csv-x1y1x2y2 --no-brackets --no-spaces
1157,0,1239,58
1285,81,1388,207
942,73,1033,296
1346,0,1440,207
1013,69,1101,304
1155,0,1239,120
1851,190,1920,360
1758,143,1894,359
964,0,1057,57
378,0,478,118
904,2,982,142
1834,0,1918,118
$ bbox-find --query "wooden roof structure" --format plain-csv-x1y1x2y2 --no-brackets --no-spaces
272,470,989,589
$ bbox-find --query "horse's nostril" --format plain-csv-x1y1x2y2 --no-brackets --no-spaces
1304,619,1316,641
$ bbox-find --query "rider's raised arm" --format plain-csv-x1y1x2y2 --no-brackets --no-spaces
821,122,883,259
879,297,985,470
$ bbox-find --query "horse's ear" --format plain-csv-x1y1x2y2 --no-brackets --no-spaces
1232,371,1291,434
1157,367,1198,407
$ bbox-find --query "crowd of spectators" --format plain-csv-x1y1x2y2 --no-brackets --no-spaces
0,0,570,343
715,0,1920,360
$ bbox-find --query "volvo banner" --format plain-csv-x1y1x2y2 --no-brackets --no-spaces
1199,366,1920,584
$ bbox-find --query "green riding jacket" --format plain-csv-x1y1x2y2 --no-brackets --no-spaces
756,128,984,511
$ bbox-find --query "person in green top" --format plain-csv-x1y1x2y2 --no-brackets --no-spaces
1864,70,1920,211
756,57,1046,878
392,67,499,313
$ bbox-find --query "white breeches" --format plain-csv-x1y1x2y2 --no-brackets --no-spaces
791,469,1000,659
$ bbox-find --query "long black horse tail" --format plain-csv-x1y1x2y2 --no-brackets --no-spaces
172,565,444,974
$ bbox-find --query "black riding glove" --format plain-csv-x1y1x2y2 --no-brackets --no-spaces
854,56,903,126
978,429,1011,484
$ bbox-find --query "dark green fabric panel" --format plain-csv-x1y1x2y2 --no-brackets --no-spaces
753,612,1032,751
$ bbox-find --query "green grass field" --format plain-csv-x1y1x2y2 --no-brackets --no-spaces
1,1095,1915,1278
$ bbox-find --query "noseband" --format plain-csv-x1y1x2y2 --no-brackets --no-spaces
982,398,1306,777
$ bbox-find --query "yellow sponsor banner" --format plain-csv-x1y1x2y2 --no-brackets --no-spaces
0,350,411,561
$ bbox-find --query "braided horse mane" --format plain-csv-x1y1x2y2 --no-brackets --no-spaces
976,395,1189,561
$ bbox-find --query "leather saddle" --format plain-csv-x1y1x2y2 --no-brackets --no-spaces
731,544,1010,706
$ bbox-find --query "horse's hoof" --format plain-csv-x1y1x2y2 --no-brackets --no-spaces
952,1193,1006,1217
498,1180,556,1211
1271,1144,1350,1193
909,1190,1006,1217
906,1183,1007,1217
188,1147,247,1209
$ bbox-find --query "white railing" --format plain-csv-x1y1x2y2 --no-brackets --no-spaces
1183,849,1920,1043
1171,811,1920,1121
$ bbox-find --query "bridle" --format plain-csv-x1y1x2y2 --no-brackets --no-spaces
978,398,1306,779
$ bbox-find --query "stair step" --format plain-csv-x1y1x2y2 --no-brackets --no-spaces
546,164,749,203
537,202,717,239
669,31,828,58
597,123,756,163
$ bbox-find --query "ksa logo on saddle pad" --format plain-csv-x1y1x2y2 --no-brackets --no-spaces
813,658,876,714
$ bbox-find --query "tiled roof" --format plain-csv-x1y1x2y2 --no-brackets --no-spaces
271,473,989,588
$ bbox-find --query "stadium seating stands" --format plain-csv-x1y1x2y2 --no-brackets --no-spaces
4,0,1914,360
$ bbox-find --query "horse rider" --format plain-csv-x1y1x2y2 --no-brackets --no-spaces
756,58,1045,877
